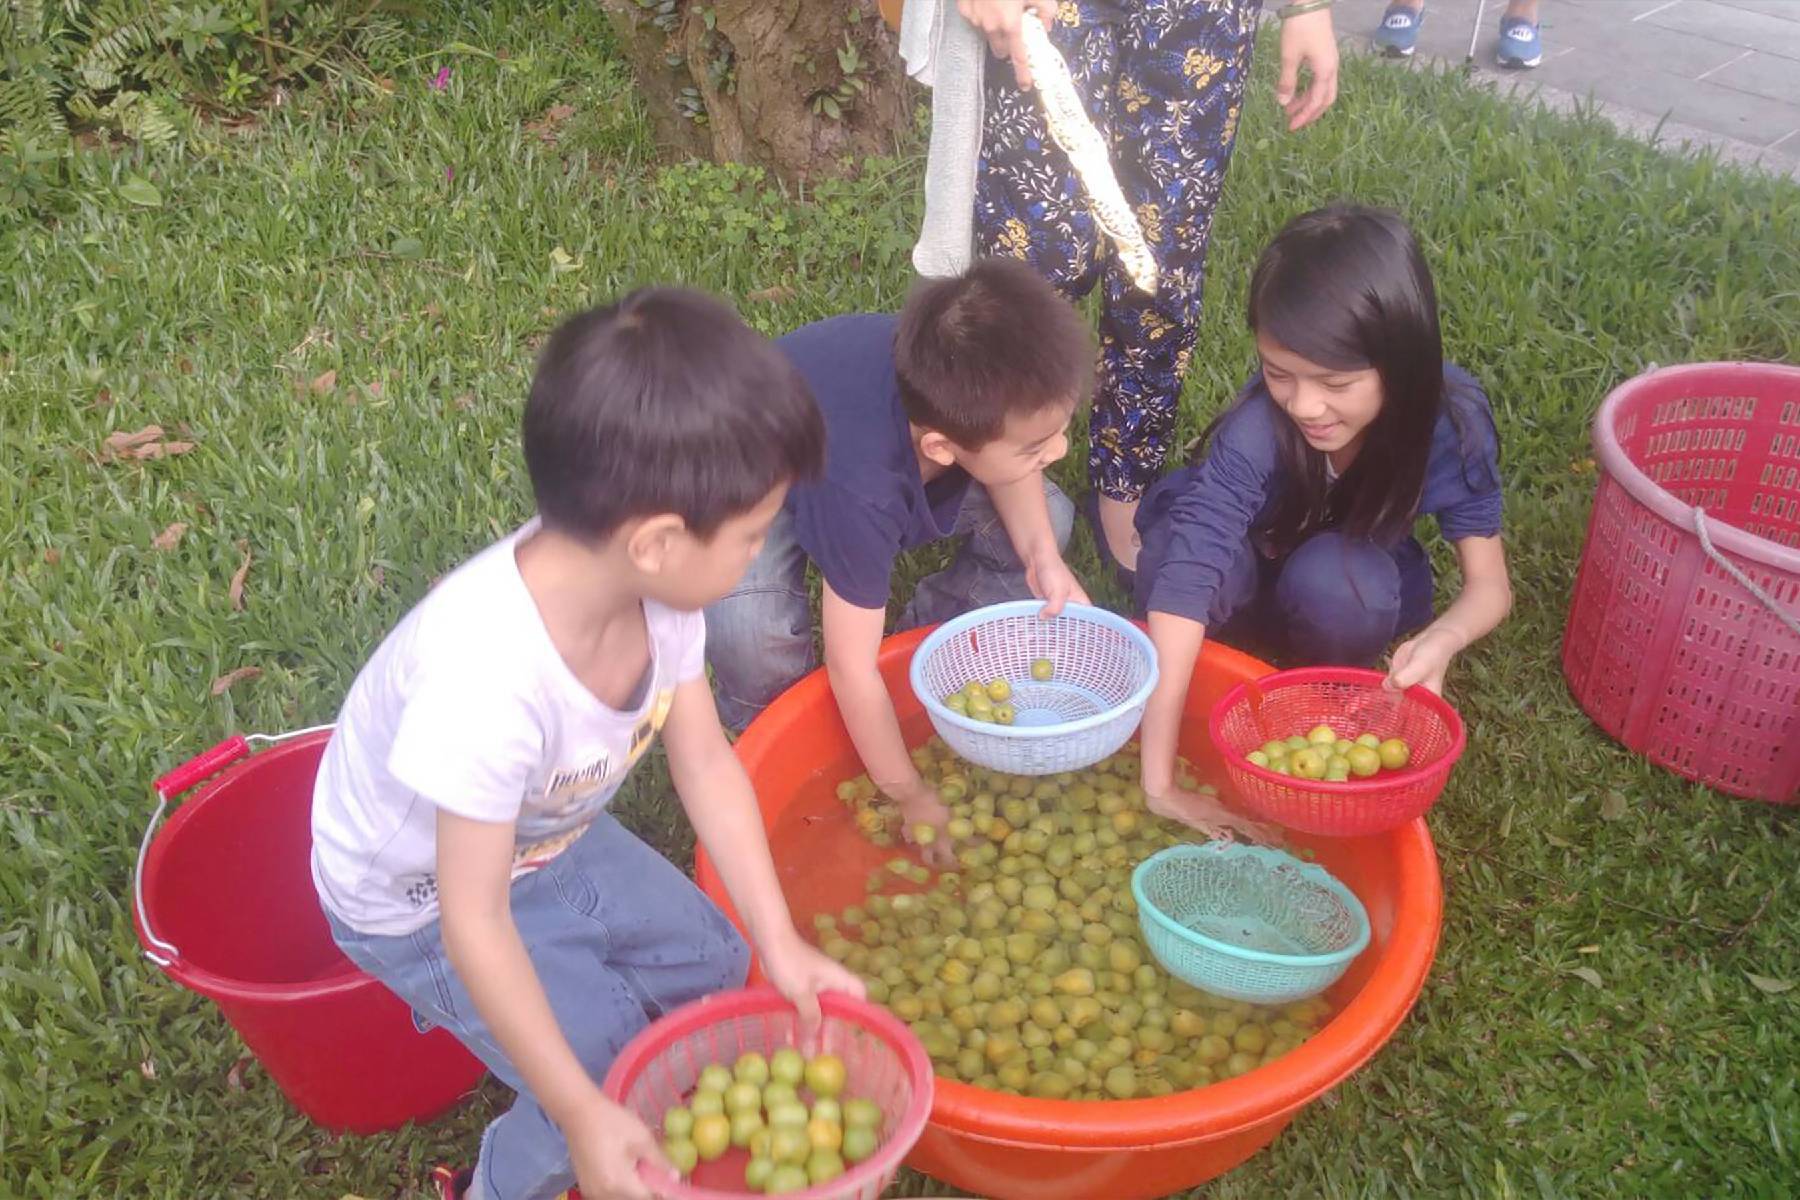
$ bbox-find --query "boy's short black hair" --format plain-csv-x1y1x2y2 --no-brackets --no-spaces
523,288,824,541
893,258,1093,447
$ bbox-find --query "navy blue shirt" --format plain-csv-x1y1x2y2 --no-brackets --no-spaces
780,314,972,609
1138,363,1503,624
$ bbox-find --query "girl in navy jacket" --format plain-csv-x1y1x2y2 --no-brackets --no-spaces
1132,205,1514,835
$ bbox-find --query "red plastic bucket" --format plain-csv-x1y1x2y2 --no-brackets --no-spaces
132,728,487,1133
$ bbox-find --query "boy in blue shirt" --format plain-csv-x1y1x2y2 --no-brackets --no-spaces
706,260,1092,839
312,289,862,1200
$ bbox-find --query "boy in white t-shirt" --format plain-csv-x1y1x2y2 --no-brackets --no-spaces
311,289,859,1200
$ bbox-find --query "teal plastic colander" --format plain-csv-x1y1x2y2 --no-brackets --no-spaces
1131,842,1371,1004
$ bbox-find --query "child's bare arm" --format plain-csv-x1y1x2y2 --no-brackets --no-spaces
1387,534,1511,694
1139,610,1205,800
436,811,663,1198
820,584,951,846
984,474,1089,616
1137,612,1277,842
661,678,865,1023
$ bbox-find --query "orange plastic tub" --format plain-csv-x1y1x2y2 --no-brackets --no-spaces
697,630,1442,1200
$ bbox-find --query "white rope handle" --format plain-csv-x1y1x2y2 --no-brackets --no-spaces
1692,507,1800,640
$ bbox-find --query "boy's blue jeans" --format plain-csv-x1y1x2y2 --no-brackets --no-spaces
705,480,1075,734
327,813,749,1200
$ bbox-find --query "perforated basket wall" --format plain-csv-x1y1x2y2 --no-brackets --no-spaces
909,601,1157,775
1562,363,1800,804
602,989,932,1200
1131,843,1370,1005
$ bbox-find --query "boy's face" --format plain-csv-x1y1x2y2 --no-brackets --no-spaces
644,484,789,611
936,400,1075,488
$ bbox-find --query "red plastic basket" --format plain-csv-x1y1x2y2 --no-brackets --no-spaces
1210,668,1466,837
1562,363,1800,804
601,987,933,1200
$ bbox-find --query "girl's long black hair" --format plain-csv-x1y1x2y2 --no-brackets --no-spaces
1238,204,1446,554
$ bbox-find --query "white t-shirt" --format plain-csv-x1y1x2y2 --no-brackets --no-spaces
310,521,705,936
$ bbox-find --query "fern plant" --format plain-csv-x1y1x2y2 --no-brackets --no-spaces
1,0,401,218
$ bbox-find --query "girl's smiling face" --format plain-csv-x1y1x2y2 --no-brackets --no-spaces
1256,333,1385,465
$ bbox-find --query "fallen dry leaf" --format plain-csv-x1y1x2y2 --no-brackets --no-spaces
228,540,253,610
136,440,195,460
210,666,262,696
226,1055,254,1090
100,425,197,463
103,425,164,453
176,356,194,375
151,522,189,551
746,285,797,305
310,369,338,396
91,388,114,409
453,391,476,411
43,548,61,565
527,103,577,143
139,1058,157,1080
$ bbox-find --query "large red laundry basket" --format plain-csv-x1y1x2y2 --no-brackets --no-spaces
133,729,487,1132
1562,362,1800,804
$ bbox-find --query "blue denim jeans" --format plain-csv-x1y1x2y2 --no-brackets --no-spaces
327,813,749,1200
705,480,1075,733
1142,530,1436,668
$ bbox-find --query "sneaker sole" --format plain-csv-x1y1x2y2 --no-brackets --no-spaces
1496,52,1542,68
1377,44,1417,58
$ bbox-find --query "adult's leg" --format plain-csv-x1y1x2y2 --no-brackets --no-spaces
1089,0,1264,566
972,1,1121,297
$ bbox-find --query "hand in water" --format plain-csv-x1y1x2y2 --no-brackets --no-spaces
1146,787,1282,845
889,779,955,866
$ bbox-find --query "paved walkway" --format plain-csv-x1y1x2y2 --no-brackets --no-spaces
1328,0,1800,180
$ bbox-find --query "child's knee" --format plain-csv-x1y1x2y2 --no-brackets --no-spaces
1275,533,1402,664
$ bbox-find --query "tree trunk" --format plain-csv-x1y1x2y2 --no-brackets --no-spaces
597,0,912,186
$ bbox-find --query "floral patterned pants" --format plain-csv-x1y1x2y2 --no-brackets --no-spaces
976,0,1263,501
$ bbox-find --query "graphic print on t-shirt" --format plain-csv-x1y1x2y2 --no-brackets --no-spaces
398,686,680,910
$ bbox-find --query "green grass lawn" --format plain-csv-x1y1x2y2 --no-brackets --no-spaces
3,1,1797,1196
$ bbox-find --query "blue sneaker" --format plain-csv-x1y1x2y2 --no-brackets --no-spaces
1497,15,1542,68
1373,3,1424,58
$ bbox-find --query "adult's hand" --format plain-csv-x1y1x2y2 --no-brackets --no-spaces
957,0,1058,90
1276,9,1340,132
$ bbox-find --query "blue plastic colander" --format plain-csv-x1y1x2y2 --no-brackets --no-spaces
909,601,1158,776
1131,842,1371,1004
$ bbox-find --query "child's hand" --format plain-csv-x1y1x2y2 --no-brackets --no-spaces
1385,626,1466,695
762,934,868,1039
564,1092,669,1200
1026,551,1091,618
1145,786,1282,845
887,778,954,865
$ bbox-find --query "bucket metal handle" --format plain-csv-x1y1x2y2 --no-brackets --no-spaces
135,725,335,968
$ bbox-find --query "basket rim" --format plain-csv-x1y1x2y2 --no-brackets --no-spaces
1591,361,1800,572
907,600,1159,740
1208,667,1467,794
1130,842,1372,969
599,986,934,1200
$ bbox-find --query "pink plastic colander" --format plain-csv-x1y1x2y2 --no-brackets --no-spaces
1562,362,1800,804
601,987,933,1200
